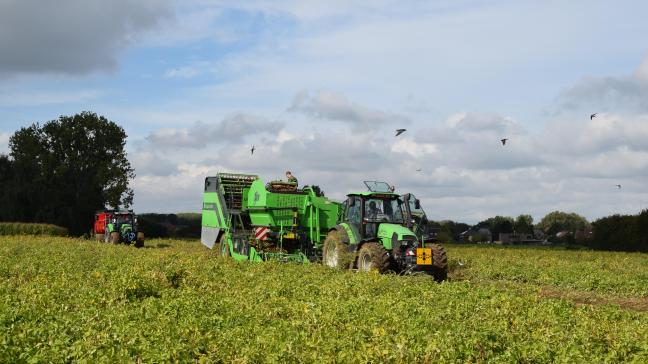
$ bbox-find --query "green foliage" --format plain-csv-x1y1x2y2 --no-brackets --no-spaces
138,213,201,238
0,222,67,236
476,216,514,239
0,112,134,235
514,214,534,234
434,220,470,243
1,237,648,362
590,210,648,252
537,211,589,236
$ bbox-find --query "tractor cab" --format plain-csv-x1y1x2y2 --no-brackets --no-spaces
401,193,439,243
343,189,405,242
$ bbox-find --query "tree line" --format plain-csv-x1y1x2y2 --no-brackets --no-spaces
0,112,134,236
434,209,648,252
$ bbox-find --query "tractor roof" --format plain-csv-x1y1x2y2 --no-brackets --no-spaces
347,191,399,198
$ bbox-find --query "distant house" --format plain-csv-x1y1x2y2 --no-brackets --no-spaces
498,233,544,245
460,228,492,243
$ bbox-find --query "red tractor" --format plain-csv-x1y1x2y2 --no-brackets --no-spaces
94,210,144,247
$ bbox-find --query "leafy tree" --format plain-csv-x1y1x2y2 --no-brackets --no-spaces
476,216,514,240
514,214,534,234
590,210,648,252
6,112,134,235
536,211,589,236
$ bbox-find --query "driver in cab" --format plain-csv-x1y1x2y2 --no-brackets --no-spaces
366,201,382,220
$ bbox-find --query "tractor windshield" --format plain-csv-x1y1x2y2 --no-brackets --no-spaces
363,197,404,223
113,214,133,224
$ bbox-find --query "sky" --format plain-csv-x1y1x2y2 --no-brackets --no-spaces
1,0,648,224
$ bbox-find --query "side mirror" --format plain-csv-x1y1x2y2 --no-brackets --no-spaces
415,199,421,209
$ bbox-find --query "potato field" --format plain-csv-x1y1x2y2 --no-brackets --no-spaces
1,236,648,362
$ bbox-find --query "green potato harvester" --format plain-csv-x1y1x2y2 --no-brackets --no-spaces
201,173,447,280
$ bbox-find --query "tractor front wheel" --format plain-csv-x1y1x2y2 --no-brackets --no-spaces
110,232,120,244
322,230,351,269
135,232,145,248
357,242,390,273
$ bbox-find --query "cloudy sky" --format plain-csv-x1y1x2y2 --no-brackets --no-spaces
1,0,648,223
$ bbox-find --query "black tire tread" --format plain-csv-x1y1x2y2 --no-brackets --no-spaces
358,242,390,273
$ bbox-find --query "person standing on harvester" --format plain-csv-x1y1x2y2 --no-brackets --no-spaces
286,171,298,186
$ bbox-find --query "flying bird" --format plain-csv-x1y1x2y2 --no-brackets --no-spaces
590,113,598,120
250,146,255,155
615,184,621,189
501,138,508,145
395,129,407,136
416,168,422,172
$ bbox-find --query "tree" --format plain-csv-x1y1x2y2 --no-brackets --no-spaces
536,211,589,236
476,216,514,240
7,112,134,235
514,214,534,234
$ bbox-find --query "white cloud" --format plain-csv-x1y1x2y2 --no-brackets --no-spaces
131,108,648,222
556,55,648,114
0,0,173,76
634,54,648,83
164,66,202,79
131,152,179,176
289,90,408,129
146,113,284,149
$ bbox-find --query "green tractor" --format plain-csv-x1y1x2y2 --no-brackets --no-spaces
322,181,448,281
94,210,144,247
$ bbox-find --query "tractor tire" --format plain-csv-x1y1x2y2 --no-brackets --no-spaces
95,233,104,243
357,242,390,273
135,232,145,248
428,243,448,282
322,230,351,269
219,234,231,257
110,232,121,245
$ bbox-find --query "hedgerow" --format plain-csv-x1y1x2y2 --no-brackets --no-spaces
0,222,67,236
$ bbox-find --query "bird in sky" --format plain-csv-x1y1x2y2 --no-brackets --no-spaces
501,138,508,145
416,168,422,172
250,146,255,155
615,184,622,189
395,129,406,136
590,113,598,120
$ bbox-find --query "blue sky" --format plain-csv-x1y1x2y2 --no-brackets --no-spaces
1,0,648,223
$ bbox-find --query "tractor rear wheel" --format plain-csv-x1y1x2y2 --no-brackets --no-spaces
110,232,120,245
95,233,104,242
323,230,351,269
357,242,390,273
135,232,145,248
428,243,448,282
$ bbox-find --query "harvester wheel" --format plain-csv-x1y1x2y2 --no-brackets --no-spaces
110,232,121,244
95,233,104,242
357,242,390,273
323,230,351,269
428,243,448,282
219,234,231,257
135,232,145,248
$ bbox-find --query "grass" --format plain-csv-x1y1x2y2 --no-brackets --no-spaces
1,237,647,362
0,222,67,236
